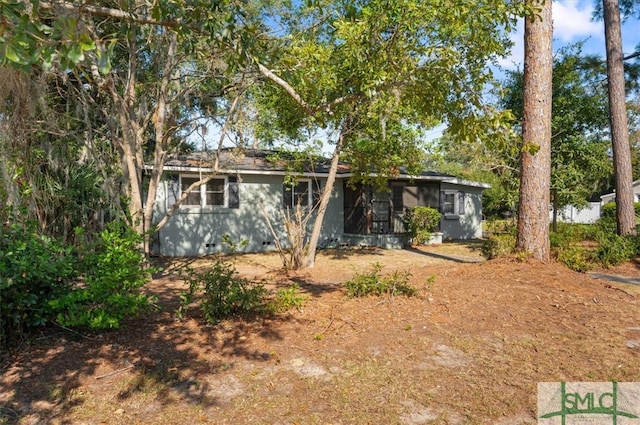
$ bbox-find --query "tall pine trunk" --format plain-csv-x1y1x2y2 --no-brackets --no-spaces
516,0,553,261
603,0,636,236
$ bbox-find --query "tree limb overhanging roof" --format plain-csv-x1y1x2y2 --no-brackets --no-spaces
145,148,490,188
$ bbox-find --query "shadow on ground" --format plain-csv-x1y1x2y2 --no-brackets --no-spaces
0,275,290,424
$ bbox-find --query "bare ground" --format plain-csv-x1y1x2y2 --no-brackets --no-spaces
2,242,640,424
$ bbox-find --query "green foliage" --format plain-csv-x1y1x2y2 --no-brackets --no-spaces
49,223,153,330
0,0,255,72
0,220,77,345
344,263,415,298
481,233,516,259
555,244,593,272
598,202,640,232
404,206,442,244
549,223,597,248
178,258,267,324
483,219,517,236
221,233,249,254
434,44,612,219
593,232,637,268
549,222,639,270
253,0,530,212
267,284,308,313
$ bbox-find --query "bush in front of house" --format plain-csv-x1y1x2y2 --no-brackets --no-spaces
0,220,78,346
178,257,267,324
549,213,639,271
592,231,637,268
405,206,442,244
267,284,308,313
555,244,593,272
344,262,415,297
598,201,640,233
481,233,516,259
49,222,154,330
1,219,152,346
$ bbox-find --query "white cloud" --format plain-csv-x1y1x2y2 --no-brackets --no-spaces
496,19,524,70
552,1,602,42
497,1,604,70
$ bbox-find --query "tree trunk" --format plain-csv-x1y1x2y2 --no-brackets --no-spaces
603,0,636,236
551,189,558,233
143,34,177,254
516,0,553,261
302,123,347,268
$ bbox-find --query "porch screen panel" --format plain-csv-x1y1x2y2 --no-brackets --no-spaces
402,185,419,209
343,183,367,234
417,182,440,209
391,185,404,213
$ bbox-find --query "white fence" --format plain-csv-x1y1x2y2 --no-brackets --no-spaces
550,202,601,224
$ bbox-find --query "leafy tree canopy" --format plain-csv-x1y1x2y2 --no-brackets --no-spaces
252,0,528,180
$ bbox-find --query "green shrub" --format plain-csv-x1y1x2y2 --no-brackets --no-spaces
555,244,593,272
592,232,636,268
598,202,619,233
178,257,267,324
267,284,308,313
49,223,153,330
344,262,415,297
405,206,442,244
483,219,516,235
0,221,77,345
550,223,597,248
481,233,516,259
598,202,640,233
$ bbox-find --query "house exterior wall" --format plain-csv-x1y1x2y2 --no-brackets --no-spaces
439,182,484,240
152,174,343,256
550,202,601,224
601,181,640,205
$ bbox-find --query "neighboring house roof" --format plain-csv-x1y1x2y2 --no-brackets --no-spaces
149,148,490,189
600,179,640,203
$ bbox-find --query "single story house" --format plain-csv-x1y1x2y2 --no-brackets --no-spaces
148,149,490,256
550,203,601,224
600,179,640,205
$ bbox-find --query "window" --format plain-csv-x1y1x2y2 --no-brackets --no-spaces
180,175,226,208
283,179,321,209
441,190,466,216
442,192,456,215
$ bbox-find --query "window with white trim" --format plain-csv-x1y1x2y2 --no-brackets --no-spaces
283,179,314,208
180,175,227,208
441,190,466,216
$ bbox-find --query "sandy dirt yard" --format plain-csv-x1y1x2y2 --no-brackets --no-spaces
2,242,640,424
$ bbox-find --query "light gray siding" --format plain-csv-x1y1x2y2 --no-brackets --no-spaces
439,182,484,240
152,174,343,256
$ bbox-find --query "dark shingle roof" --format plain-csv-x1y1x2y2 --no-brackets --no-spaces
158,148,488,188
164,148,350,174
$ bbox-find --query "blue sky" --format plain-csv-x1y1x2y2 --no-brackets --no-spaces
499,0,640,70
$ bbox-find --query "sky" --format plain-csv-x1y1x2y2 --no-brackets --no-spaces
419,0,640,141
499,0,640,70
202,0,640,148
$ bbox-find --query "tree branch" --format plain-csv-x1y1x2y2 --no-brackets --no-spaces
39,1,181,29
257,63,313,114
624,51,640,61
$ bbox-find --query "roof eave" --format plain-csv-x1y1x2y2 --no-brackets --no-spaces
146,166,490,188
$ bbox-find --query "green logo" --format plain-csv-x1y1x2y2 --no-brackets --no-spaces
538,382,640,424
